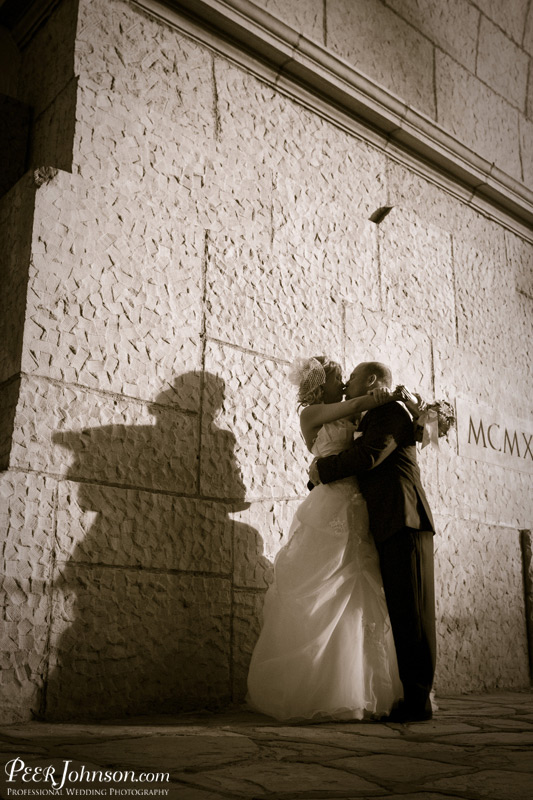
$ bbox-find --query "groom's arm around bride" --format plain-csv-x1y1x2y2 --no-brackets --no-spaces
316,398,434,544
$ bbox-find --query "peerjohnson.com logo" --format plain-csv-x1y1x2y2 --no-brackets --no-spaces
4,758,171,796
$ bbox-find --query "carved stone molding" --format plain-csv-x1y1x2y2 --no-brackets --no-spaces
134,0,533,242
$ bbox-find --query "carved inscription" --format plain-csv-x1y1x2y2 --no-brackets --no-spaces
457,398,533,474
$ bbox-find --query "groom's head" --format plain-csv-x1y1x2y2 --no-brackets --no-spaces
345,361,392,399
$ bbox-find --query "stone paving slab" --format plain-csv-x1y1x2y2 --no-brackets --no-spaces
427,769,533,800
0,691,531,800
59,733,260,773
428,730,533,746
381,795,466,800
178,761,383,796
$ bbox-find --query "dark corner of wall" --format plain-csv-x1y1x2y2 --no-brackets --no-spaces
0,0,78,199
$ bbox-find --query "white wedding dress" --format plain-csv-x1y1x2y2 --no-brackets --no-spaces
247,419,403,721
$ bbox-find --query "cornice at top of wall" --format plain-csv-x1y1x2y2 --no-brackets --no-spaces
135,0,533,241
7,0,531,239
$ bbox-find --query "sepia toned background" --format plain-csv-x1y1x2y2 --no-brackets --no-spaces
1,0,532,722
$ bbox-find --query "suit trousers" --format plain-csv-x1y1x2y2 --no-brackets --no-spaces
377,528,436,713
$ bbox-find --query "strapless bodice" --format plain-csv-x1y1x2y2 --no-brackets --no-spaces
311,419,361,458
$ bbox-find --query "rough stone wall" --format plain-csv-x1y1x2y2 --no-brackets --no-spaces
257,0,533,185
0,0,532,722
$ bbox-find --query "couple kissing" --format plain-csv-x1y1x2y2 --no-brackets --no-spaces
247,357,436,724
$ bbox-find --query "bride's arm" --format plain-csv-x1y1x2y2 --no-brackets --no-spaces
300,391,392,451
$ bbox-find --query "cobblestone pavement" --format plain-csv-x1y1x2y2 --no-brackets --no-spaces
1,691,532,800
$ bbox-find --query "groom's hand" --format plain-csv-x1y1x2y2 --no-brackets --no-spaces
308,458,321,487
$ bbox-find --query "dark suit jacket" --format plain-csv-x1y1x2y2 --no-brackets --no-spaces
316,402,435,543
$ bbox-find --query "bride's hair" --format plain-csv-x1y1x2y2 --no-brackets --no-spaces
293,355,342,408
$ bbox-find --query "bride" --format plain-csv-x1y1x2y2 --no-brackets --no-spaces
247,356,403,722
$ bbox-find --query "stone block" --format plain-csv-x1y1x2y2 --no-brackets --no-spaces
434,516,530,693
10,375,199,494
232,589,266,701
327,0,436,118
519,116,533,189
24,171,203,404
521,66,533,120
214,58,389,220
17,0,77,114
255,0,324,42
419,344,532,530
74,82,214,195
76,0,215,132
472,0,530,44
453,239,531,377
0,174,35,384
0,472,56,568
433,339,532,426
205,232,344,361
436,52,522,181
387,161,461,234
0,471,56,723
214,59,313,176
73,0,216,188
199,146,274,238
330,217,381,310
432,443,532,529
202,342,309,499
75,81,274,243
45,567,232,719
273,181,382,311
0,471,56,577
0,95,32,196
379,208,455,342
56,482,232,574
386,159,510,257
30,78,77,173
385,0,479,71
232,499,303,589
449,209,507,265
416,441,440,514
476,16,529,110
0,378,21,470
525,3,533,54
345,303,435,398
506,230,533,298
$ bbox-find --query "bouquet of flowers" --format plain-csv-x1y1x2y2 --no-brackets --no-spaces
393,386,455,449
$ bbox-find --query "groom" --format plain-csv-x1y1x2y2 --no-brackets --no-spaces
309,361,436,722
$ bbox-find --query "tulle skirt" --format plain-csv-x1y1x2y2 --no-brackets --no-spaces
247,479,403,721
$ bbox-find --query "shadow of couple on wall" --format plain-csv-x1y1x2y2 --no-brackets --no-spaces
45,371,271,721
